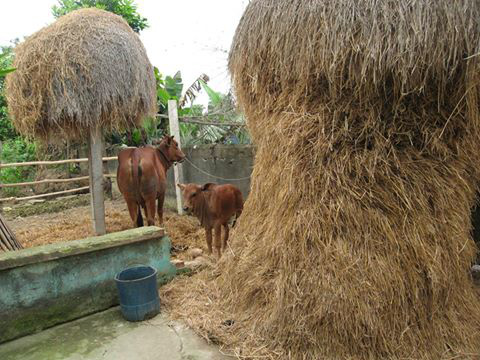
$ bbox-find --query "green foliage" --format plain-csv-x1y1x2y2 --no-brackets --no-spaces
107,69,251,147
52,0,148,33
0,46,38,194
0,106,17,141
0,47,19,141
0,52,15,77
0,139,37,196
181,83,251,146
155,68,184,112
199,79,223,107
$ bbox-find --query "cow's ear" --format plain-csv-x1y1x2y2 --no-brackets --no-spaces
201,183,216,191
177,183,185,190
166,136,172,145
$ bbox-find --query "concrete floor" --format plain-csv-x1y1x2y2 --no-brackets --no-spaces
0,307,230,360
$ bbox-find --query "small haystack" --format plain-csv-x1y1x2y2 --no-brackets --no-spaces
163,1,480,358
5,8,156,141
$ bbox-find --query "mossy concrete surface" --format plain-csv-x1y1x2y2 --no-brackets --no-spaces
0,307,229,360
0,227,176,343
0,226,165,270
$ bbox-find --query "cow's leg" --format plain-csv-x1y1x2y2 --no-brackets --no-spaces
144,196,156,226
205,227,213,254
214,223,222,259
222,223,229,253
126,199,142,228
157,192,165,226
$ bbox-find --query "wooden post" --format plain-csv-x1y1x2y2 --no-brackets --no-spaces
168,100,184,215
88,126,106,235
102,144,113,200
0,213,22,251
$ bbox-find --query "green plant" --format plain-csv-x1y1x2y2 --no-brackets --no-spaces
155,68,183,111
0,47,18,142
0,50,15,77
106,69,251,147
193,81,251,145
0,139,37,196
52,0,148,33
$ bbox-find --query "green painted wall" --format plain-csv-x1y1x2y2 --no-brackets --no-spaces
0,227,176,343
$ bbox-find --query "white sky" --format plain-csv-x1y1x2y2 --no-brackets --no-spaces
0,0,249,106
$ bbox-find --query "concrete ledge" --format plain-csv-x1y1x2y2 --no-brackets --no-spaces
0,227,165,271
0,227,176,344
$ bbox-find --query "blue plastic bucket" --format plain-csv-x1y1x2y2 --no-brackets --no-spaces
114,265,160,322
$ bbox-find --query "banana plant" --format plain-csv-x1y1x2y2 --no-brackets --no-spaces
179,74,210,107
199,79,223,107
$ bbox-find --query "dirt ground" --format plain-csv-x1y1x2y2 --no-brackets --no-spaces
7,198,479,295
7,199,207,259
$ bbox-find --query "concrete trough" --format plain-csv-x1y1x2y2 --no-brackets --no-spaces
0,226,176,343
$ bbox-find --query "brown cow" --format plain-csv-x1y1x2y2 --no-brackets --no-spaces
117,135,185,227
177,182,243,258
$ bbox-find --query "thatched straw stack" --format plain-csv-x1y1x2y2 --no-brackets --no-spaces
5,8,156,141
163,0,480,358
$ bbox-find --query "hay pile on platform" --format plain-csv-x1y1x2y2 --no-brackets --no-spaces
163,0,480,358
5,8,156,141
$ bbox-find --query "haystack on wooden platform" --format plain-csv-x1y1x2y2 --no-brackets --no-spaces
5,8,155,140
163,1,480,358
5,8,156,235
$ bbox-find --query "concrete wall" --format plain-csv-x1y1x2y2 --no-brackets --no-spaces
106,144,254,201
0,227,175,343
168,144,254,199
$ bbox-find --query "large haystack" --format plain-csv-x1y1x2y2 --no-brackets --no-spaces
163,1,480,359
5,8,156,141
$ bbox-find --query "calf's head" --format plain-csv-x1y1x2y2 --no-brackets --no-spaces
177,183,215,213
177,183,202,213
157,135,185,163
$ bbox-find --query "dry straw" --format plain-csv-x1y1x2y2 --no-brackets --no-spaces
162,0,480,359
5,8,156,141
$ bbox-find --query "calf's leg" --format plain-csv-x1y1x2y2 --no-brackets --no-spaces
214,223,222,258
205,227,213,254
222,223,229,252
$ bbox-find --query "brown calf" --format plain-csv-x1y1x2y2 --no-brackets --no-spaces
177,182,243,258
117,135,185,227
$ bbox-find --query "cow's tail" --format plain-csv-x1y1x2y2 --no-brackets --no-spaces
136,207,144,227
131,149,144,227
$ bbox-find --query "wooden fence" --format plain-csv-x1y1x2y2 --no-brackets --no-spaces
0,156,117,203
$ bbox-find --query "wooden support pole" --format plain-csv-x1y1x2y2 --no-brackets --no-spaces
0,213,21,251
168,100,184,215
88,126,106,236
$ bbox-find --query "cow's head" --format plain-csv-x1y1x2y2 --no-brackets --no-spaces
157,135,185,164
177,183,205,213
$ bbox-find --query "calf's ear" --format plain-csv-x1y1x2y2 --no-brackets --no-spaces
177,183,185,190
201,183,216,191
